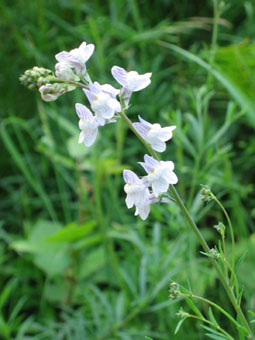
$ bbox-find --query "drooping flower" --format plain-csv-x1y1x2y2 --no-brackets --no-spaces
83,82,121,125
139,155,178,197
111,66,152,92
55,62,80,82
75,103,99,147
133,115,176,152
55,42,95,75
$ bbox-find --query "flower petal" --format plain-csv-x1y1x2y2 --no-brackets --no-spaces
123,170,140,185
75,103,93,120
158,126,176,141
111,66,127,87
126,71,152,92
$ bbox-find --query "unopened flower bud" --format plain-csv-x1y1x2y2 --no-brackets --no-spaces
169,282,181,300
19,67,53,90
209,248,221,259
55,62,80,82
177,308,189,318
39,84,62,101
39,83,75,102
200,185,215,203
214,222,225,237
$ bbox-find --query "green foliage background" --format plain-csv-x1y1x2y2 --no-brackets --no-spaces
0,0,254,339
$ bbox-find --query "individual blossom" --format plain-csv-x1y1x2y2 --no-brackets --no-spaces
139,155,178,197
123,170,150,209
123,169,156,220
55,62,80,82
39,83,75,102
111,66,152,92
83,82,121,125
55,41,95,75
111,66,152,107
75,103,99,147
133,115,176,152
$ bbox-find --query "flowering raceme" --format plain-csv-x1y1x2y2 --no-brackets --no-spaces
20,40,178,220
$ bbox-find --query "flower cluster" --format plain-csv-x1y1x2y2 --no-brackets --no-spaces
20,41,178,220
123,155,178,220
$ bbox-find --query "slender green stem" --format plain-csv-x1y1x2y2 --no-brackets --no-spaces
182,293,243,330
222,257,240,297
221,233,229,281
206,0,220,93
184,313,235,340
214,196,235,281
118,108,254,339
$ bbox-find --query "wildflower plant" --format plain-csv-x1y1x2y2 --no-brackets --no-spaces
20,41,255,339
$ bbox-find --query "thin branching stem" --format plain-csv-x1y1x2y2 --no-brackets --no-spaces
214,196,235,281
118,107,254,340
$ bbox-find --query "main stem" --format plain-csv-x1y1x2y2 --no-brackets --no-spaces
118,108,254,340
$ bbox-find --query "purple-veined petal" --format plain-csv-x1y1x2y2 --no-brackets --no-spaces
75,103,93,120
111,66,127,87
133,123,149,139
139,155,159,173
83,89,95,104
138,115,151,127
55,51,70,62
123,170,140,185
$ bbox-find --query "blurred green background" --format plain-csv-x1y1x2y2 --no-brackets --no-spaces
0,0,255,339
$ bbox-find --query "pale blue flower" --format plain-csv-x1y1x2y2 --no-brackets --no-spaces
75,103,98,147
133,115,176,152
55,42,95,75
139,155,178,197
83,82,121,125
